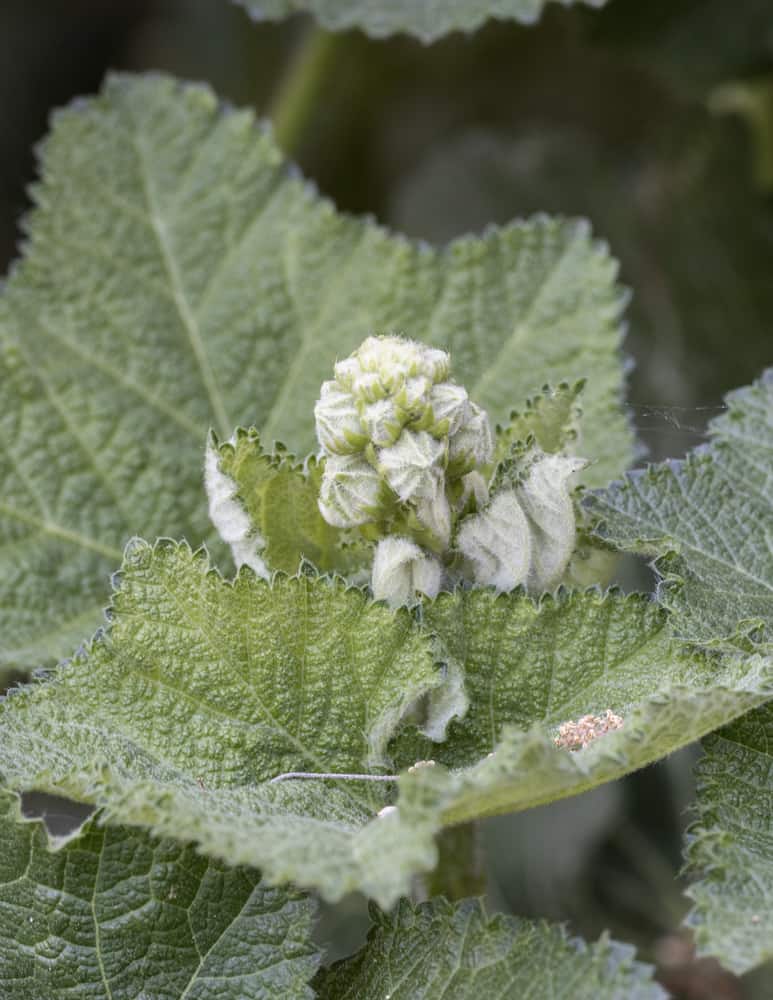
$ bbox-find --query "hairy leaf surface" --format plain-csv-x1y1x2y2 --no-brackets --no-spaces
683,704,773,974
394,589,773,826
0,790,319,999
210,428,369,577
493,380,584,463
0,539,440,785
0,73,631,672
586,370,773,649
2,560,769,906
238,0,607,43
315,898,665,999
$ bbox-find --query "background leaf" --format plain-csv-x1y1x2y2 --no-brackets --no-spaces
0,789,319,1000
585,369,773,649
0,72,632,674
237,0,608,43
683,703,773,975
315,897,665,999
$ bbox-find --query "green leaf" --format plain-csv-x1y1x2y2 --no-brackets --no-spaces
392,588,772,827
2,566,769,907
0,72,632,673
683,703,773,975
238,0,608,43
209,427,368,576
0,539,440,784
493,380,585,463
585,369,773,649
315,897,665,999
0,539,446,905
0,789,319,999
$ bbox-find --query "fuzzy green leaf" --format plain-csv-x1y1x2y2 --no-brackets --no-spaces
2,567,769,907
493,380,585,464
237,0,608,43
0,539,446,905
683,703,773,974
0,790,319,999
0,72,632,673
585,370,773,649
315,898,665,999
210,428,368,576
391,588,773,827
0,539,440,784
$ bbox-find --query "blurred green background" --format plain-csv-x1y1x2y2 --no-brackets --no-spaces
2,1,771,996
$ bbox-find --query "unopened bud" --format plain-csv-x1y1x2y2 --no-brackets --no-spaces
517,454,586,591
314,335,500,557
457,490,531,591
447,402,494,475
371,536,443,608
317,454,384,528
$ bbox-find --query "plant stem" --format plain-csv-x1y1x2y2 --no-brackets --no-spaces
269,27,341,155
424,822,486,901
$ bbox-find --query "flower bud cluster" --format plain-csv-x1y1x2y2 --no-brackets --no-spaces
314,335,584,607
315,335,493,553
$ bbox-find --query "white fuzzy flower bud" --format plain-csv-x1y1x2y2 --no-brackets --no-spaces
361,398,402,447
428,383,470,436
377,430,446,504
315,335,497,552
457,490,531,591
517,454,587,591
447,402,494,475
317,454,383,528
457,470,490,511
371,536,443,608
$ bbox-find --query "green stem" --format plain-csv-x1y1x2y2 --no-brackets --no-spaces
269,27,341,155
424,822,486,901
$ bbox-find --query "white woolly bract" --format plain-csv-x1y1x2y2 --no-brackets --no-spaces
317,453,382,528
517,454,587,591
371,536,443,608
457,490,531,591
457,470,490,511
204,439,269,578
447,402,494,471
377,430,446,503
428,382,470,435
314,383,365,454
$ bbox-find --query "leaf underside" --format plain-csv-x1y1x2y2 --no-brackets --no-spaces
0,72,632,674
0,789,319,1000
585,369,773,650
315,898,665,999
683,702,773,975
1,541,769,906
237,0,608,43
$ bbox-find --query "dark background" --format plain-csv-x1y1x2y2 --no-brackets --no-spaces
3,1,772,996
